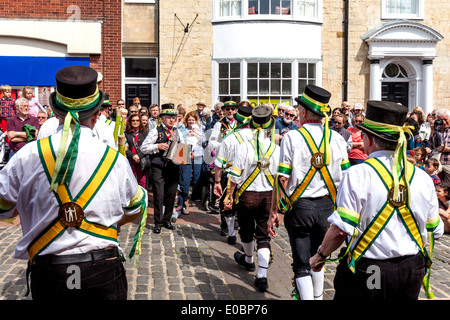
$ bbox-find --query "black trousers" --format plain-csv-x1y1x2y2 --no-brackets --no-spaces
236,190,271,250
284,196,334,278
30,249,127,300
151,161,179,225
334,252,426,300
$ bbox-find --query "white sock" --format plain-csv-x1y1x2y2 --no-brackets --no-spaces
225,216,235,237
257,248,270,278
295,276,314,300
241,241,254,264
311,269,324,300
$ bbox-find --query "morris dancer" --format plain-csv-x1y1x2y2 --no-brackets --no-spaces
268,85,349,300
310,100,444,300
213,102,253,243
225,104,279,292
0,66,147,300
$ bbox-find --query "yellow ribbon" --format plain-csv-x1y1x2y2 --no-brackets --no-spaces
363,118,414,205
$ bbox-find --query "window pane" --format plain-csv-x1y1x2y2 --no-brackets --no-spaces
260,0,270,14
298,79,307,94
308,64,316,78
230,63,240,78
271,79,281,94
282,63,291,78
259,63,270,78
219,64,229,78
298,63,307,78
248,63,258,78
271,63,281,78
249,0,258,14
282,80,291,94
386,0,417,14
125,58,156,78
259,79,269,94
271,0,281,14
248,79,258,94
298,0,316,18
219,80,229,95
230,79,240,94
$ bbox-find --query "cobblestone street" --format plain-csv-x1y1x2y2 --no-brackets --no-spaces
1,200,450,301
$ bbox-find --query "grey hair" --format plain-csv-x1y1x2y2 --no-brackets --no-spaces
436,108,450,118
15,97,29,108
285,105,297,116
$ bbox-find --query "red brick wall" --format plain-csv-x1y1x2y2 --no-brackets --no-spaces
0,0,122,103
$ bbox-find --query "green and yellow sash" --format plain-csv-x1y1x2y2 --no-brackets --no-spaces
346,157,436,298
230,138,276,204
277,127,337,213
29,137,119,262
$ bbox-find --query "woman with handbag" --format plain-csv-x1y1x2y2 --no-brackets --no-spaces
125,114,150,188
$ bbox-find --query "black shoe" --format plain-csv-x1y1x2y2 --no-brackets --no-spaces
153,225,161,234
227,235,236,245
163,222,175,230
254,277,268,292
234,252,255,271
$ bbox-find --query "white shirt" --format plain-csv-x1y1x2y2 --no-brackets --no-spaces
214,127,253,173
278,123,349,198
230,136,280,192
140,123,186,155
328,150,444,260
209,117,237,151
0,126,145,260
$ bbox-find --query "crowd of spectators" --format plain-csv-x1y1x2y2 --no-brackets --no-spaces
1,86,449,233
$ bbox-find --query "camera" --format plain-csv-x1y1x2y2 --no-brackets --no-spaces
434,119,443,126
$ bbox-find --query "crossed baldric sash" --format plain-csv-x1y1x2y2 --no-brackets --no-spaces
29,136,147,263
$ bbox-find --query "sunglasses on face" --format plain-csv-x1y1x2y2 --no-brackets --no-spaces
37,116,46,119
225,107,236,111
335,122,343,125
355,120,364,124
285,113,295,118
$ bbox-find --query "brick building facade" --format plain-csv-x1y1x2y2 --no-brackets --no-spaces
0,0,122,105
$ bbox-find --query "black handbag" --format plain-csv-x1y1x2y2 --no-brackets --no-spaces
140,155,152,171
133,139,151,171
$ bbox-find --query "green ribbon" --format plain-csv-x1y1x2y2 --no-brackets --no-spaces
50,112,81,192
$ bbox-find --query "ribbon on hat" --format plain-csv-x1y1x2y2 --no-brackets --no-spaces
251,118,275,164
363,118,414,205
301,93,331,165
50,111,81,192
56,88,100,112
50,87,102,192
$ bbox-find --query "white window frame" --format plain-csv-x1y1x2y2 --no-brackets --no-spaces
213,59,321,106
121,57,159,104
213,0,322,23
381,0,424,20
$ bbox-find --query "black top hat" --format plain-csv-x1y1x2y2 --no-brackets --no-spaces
250,105,275,130
295,85,331,117
49,65,105,120
356,100,411,142
234,105,253,123
159,103,177,117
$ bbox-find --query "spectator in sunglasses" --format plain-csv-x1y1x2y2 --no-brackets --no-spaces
331,114,352,153
275,105,299,144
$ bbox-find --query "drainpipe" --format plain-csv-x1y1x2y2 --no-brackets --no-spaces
343,0,349,101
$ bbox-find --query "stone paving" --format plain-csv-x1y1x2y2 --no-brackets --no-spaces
1,200,450,301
